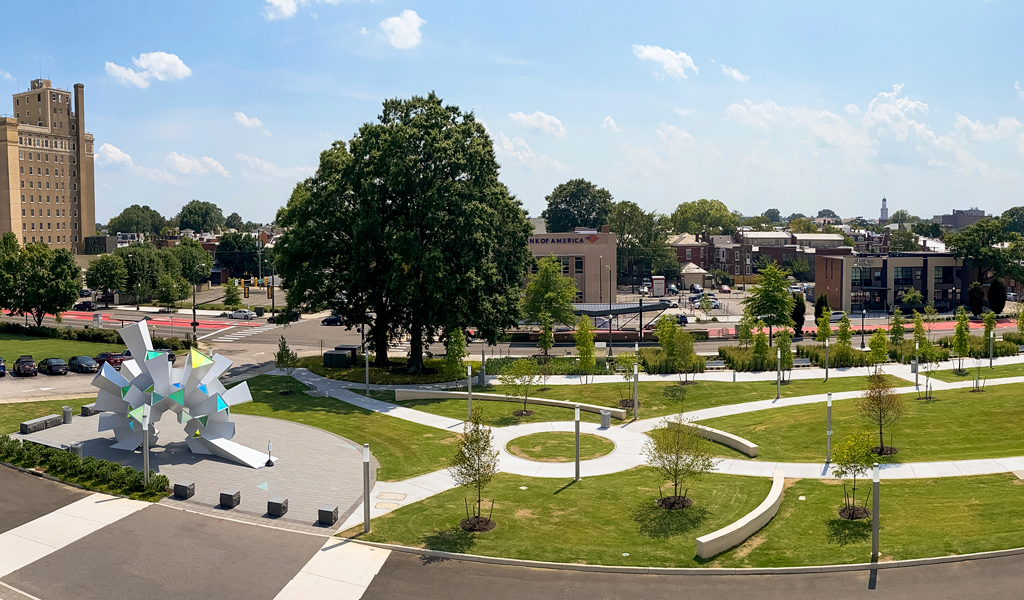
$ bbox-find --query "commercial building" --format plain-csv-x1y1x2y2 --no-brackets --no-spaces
815,252,965,314
0,79,95,253
931,208,989,230
528,224,617,304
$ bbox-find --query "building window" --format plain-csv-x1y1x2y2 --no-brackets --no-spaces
734,251,740,261
893,267,913,286
734,265,740,275
685,249,691,260
574,257,583,274
22,224,25,231
746,265,752,276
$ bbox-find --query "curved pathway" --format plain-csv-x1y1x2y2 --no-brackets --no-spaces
491,420,647,478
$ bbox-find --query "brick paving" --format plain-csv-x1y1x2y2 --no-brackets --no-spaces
13,413,370,534
1,505,325,600
0,583,36,600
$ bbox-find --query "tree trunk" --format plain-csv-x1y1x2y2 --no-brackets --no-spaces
879,422,885,453
477,477,482,518
769,325,773,347
406,320,424,375
371,328,391,368
33,309,44,328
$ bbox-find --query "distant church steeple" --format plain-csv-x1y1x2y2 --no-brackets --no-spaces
880,196,889,222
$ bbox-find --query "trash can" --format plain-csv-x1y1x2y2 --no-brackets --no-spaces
62,406,73,425
255,306,265,317
69,442,83,458
600,410,611,429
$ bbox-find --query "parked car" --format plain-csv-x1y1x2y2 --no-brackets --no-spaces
39,358,69,375
689,284,703,293
95,352,125,371
321,315,344,326
69,355,99,374
829,311,848,323
689,291,718,304
228,309,256,320
13,355,37,376
268,309,301,324
1008,292,1019,302
639,285,650,295
79,289,93,298
642,277,652,287
675,314,689,326
719,284,732,294
667,284,679,294
0,356,5,377
667,300,679,308
73,300,96,311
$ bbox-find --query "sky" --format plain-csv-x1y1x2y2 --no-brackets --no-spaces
2,1,1022,224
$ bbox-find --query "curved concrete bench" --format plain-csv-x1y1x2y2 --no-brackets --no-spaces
693,424,759,458
695,469,784,559
393,389,626,420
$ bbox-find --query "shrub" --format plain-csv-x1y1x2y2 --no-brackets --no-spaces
937,335,1018,359
718,346,774,371
485,356,601,376
886,340,949,364
795,344,872,368
638,347,706,374
1002,332,1024,346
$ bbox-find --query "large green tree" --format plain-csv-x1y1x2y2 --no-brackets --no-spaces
176,200,225,233
113,243,165,299
9,242,80,326
670,199,738,241
522,256,577,326
225,212,245,231
85,254,128,307
0,233,19,310
106,204,167,235
743,261,794,344
173,238,213,284
216,232,264,277
888,229,918,251
609,201,675,282
762,208,781,223
276,93,533,373
912,221,943,239
945,217,1023,283
540,179,613,233
1001,207,1024,236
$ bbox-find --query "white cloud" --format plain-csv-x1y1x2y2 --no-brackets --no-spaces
655,123,695,152
674,107,695,117
632,44,698,80
234,111,271,135
509,110,566,138
954,114,1022,142
165,152,231,178
721,65,750,82
105,52,191,89
619,143,665,178
493,132,567,171
380,9,425,50
360,26,369,35
264,0,302,20
236,153,314,181
725,99,785,130
96,143,177,183
0,69,13,81
1016,81,1024,100
602,116,621,133
844,104,860,115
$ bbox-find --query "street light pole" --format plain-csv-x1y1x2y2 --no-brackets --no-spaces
824,337,830,382
915,340,920,389
599,256,603,304
990,330,994,368
632,363,639,420
861,309,866,349
191,263,206,343
607,265,613,358
872,462,880,560
776,347,781,399
826,393,832,463
574,404,580,482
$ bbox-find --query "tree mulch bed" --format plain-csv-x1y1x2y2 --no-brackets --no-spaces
872,446,899,456
656,496,694,510
618,399,637,409
460,516,496,532
279,390,296,396
838,506,872,520
512,409,535,417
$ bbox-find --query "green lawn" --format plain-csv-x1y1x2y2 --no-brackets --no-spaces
930,361,1024,383
506,432,615,462
0,333,124,365
359,390,613,427
476,374,909,420
0,398,94,435
232,375,458,481
714,474,1024,567
346,468,772,567
701,385,1024,463
298,355,479,386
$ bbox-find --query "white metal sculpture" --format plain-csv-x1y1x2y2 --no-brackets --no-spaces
92,321,270,468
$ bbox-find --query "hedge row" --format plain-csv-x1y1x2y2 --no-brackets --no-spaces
484,356,606,376
794,344,873,368
0,436,169,501
0,321,194,349
638,347,706,375
1002,332,1024,346
717,346,781,371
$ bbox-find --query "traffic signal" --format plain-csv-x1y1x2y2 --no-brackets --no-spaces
267,287,273,299
243,286,250,299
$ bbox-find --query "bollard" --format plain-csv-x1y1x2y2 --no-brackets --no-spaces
69,442,83,458
62,406,73,425
363,443,371,533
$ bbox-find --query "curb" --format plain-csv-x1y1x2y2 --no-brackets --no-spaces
343,538,1024,575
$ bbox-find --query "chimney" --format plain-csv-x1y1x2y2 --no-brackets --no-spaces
601,225,610,233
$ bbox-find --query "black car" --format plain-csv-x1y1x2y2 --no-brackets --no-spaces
73,301,96,311
0,356,5,377
321,315,343,326
39,358,69,375
69,355,99,373
79,289,93,298
675,314,689,326
13,355,37,376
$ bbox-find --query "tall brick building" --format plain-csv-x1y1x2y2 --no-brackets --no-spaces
0,79,95,253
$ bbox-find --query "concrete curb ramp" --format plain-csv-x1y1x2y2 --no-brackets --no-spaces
393,389,627,420
695,469,783,559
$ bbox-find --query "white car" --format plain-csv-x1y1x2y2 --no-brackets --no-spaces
228,310,256,320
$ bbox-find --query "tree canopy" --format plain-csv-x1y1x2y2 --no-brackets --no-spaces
275,92,533,373
85,253,128,305
176,200,225,233
817,208,839,220
670,199,738,240
944,217,1023,283
743,261,794,342
5,240,80,326
539,179,613,233
608,201,675,279
106,204,167,235
522,256,577,326
225,212,244,231
216,232,266,277
888,229,919,252
762,208,781,223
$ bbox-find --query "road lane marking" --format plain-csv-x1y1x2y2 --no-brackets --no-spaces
198,326,235,340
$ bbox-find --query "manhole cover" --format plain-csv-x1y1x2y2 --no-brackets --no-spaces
375,502,401,510
377,492,407,501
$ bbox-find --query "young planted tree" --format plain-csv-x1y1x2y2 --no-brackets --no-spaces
889,307,906,344
832,431,874,520
901,287,923,307
615,351,642,407
983,311,997,345
752,322,770,370
775,328,793,382
444,327,468,382
523,256,578,326
952,306,971,372
642,414,717,509
697,294,713,322
85,253,128,308
815,307,832,344
791,293,806,336
736,310,755,348
223,278,243,311
655,315,678,364
857,373,905,455
836,313,854,356
498,358,540,416
536,312,554,358
868,328,888,374
676,330,696,383
924,303,939,340
574,315,596,383
157,273,179,311
743,262,795,344
448,406,499,531
274,335,301,394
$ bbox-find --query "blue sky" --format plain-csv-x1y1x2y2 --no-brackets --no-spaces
2,1,1022,224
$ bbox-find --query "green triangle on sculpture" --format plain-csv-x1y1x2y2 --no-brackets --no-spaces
197,415,209,427
216,396,228,412
169,390,185,405
179,409,191,424
193,429,202,438
128,405,145,422
146,350,163,361
145,385,154,394
120,386,131,398
190,349,213,368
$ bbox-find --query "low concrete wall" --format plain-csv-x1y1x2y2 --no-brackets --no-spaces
694,424,759,458
393,389,627,420
695,469,784,559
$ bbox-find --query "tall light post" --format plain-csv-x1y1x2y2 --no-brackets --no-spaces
574,404,581,482
989,330,995,368
872,462,880,560
824,337,830,382
599,255,603,304
775,347,781,399
191,263,207,342
467,364,473,421
607,265,613,358
860,309,867,349
363,443,371,533
826,393,832,463
632,363,639,420
914,340,920,389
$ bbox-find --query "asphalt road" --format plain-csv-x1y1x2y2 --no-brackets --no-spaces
363,549,1024,600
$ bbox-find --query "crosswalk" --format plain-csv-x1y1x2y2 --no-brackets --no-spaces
213,323,278,343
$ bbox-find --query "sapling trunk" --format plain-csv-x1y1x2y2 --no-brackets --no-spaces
487,499,495,522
